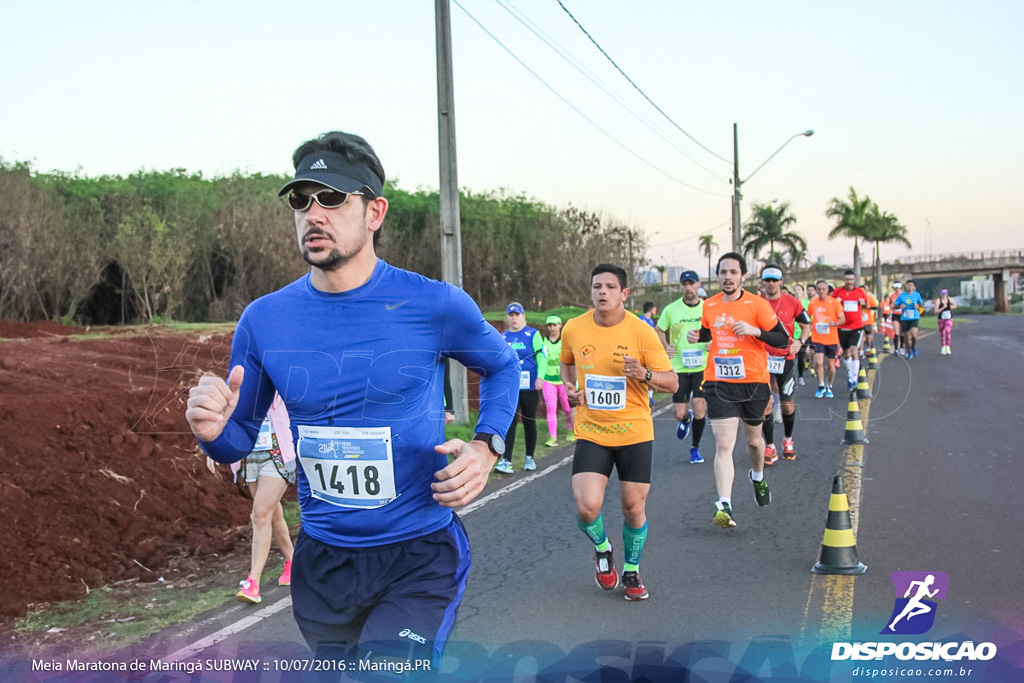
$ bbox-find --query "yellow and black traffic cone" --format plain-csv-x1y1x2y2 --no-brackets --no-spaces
855,368,873,400
840,394,869,444
882,335,892,354
812,475,867,575
867,346,879,371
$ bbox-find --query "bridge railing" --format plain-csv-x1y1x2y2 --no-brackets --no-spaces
895,249,1024,265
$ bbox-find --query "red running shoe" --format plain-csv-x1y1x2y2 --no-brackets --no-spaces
764,444,779,466
622,571,649,601
594,549,619,590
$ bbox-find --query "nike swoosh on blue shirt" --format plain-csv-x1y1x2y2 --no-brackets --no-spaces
386,301,410,311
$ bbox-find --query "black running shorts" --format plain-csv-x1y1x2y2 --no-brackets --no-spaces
704,381,771,425
769,357,797,401
838,328,863,351
571,439,653,483
672,371,706,404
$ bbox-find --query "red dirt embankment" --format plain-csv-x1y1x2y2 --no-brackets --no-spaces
0,322,252,617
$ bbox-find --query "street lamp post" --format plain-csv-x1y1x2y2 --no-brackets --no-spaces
731,124,814,254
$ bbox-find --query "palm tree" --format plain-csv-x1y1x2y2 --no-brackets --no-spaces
741,201,807,269
825,187,874,283
698,233,718,283
863,206,912,300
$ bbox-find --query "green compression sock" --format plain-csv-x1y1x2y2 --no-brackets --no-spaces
622,521,648,571
578,514,610,551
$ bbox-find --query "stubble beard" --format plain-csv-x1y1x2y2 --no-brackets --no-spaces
302,247,347,272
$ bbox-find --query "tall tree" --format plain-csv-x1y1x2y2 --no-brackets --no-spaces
863,206,912,300
698,233,718,283
825,187,874,283
741,201,807,268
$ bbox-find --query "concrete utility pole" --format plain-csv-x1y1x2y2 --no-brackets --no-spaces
731,123,742,255
435,0,469,422
731,123,814,257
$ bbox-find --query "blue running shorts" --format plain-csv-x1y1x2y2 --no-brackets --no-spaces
291,514,471,667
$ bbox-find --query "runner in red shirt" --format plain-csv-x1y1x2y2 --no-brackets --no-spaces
758,265,811,463
832,269,868,391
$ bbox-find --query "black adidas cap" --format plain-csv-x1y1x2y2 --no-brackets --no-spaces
278,150,384,198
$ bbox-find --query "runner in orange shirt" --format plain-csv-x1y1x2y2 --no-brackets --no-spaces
807,280,847,398
887,282,904,354
685,253,790,529
860,290,879,359
561,263,676,600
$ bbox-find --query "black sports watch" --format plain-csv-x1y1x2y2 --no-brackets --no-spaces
473,432,506,457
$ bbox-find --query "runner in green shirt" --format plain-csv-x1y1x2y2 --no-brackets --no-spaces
538,315,575,447
656,271,709,464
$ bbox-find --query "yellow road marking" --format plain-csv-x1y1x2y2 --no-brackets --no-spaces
800,369,873,646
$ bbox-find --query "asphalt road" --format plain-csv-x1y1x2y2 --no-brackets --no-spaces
29,315,1022,682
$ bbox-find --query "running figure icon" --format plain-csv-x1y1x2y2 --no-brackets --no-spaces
888,574,939,631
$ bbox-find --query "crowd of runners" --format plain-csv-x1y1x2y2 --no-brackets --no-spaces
184,128,954,679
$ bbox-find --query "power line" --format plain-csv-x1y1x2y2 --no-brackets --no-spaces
556,0,732,165
650,220,731,248
493,0,725,183
452,0,726,197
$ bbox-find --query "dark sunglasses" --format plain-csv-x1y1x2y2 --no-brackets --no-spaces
286,188,366,212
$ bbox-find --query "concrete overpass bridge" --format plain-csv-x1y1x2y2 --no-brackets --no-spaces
636,250,1023,313
787,249,1024,312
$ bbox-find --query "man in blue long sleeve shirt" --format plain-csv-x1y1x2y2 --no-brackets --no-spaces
185,131,519,672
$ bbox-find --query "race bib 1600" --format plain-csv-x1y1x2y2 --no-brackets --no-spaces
585,374,627,411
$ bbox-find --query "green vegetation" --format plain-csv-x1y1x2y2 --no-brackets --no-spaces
445,411,575,477
0,161,652,324
826,186,910,298
742,201,807,268
14,571,245,654
483,306,589,328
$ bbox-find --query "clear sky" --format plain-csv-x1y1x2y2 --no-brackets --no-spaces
3,0,1022,271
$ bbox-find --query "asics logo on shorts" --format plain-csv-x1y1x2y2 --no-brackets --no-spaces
399,628,427,644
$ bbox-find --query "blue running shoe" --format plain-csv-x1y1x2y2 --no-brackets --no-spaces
676,410,694,440
814,387,825,399
690,447,704,464
912,348,919,358
847,377,857,391
825,387,835,399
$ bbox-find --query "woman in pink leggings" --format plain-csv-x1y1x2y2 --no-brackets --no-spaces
539,315,575,447
936,289,957,355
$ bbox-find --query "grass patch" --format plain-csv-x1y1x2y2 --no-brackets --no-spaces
65,321,238,342
446,410,576,477
483,307,589,328
13,570,243,656
283,500,301,528
915,316,974,330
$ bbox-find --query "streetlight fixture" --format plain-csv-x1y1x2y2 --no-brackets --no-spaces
731,124,814,254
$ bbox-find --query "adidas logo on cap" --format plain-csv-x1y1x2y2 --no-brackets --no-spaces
309,158,328,170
